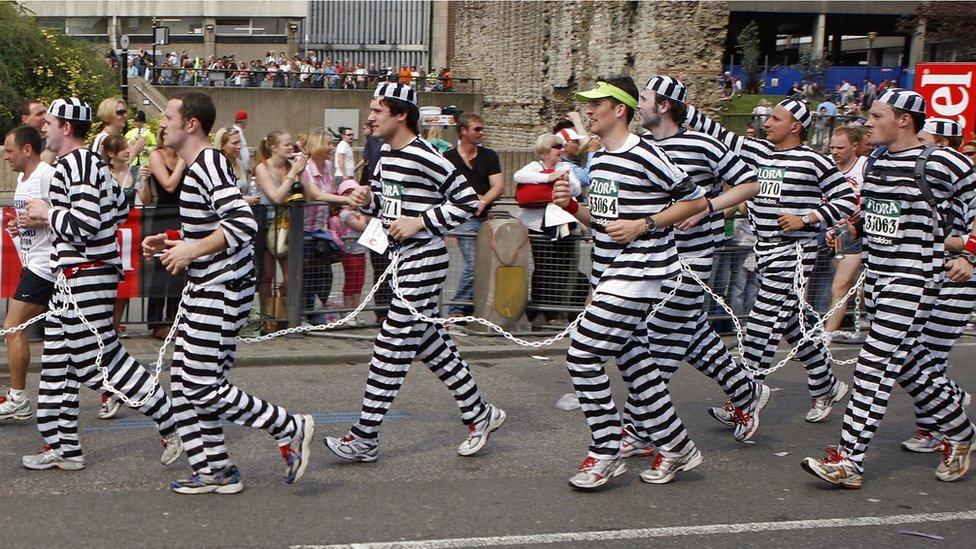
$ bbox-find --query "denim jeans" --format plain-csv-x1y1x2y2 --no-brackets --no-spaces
729,246,758,317
448,217,482,314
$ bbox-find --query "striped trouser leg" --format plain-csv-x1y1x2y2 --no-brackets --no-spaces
38,269,176,461
908,281,976,430
839,276,972,471
171,281,297,475
744,243,837,398
566,291,656,459
36,294,77,458
351,243,487,441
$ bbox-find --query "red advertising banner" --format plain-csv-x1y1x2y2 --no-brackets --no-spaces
914,63,976,141
0,206,143,298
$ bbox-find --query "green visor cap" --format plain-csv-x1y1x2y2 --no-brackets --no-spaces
574,81,638,110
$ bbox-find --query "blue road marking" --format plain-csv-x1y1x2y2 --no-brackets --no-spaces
82,410,411,432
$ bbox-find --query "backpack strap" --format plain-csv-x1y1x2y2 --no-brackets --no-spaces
913,145,952,232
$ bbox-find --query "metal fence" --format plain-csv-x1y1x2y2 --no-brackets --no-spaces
146,68,480,93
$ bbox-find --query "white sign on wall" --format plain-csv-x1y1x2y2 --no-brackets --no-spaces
324,109,360,139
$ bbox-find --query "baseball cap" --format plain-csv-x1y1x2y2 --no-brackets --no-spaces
235,110,248,121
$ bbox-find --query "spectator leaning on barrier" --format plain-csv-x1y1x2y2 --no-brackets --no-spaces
334,126,356,182
124,110,156,180
92,97,138,161
513,132,582,327
214,126,253,201
444,113,504,317
232,110,250,171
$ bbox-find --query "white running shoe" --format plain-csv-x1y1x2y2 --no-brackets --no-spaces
800,446,862,489
936,436,974,482
457,405,506,457
22,446,85,471
640,447,703,484
160,431,184,466
805,381,849,423
707,401,735,428
621,427,656,459
568,455,627,490
171,465,244,495
280,414,315,484
901,429,944,453
99,394,122,420
324,433,379,463
0,395,33,421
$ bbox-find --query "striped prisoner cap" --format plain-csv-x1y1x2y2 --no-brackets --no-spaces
921,117,962,138
877,88,926,114
777,99,812,128
644,76,687,103
47,97,92,122
373,82,417,108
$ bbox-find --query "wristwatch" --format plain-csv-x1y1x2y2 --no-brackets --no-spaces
963,252,976,267
801,213,816,226
643,216,658,234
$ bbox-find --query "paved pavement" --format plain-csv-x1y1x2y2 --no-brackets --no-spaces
2,336,976,548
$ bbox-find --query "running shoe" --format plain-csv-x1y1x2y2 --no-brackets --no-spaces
640,447,703,484
160,431,184,466
936,436,974,482
98,394,122,420
800,446,862,489
0,394,32,421
901,429,944,453
280,414,315,484
707,401,735,428
457,405,506,456
568,455,627,490
171,465,244,495
731,384,771,443
22,446,85,471
324,433,379,463
805,381,849,423
621,426,656,459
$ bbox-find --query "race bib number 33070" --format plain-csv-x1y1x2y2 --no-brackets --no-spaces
380,180,402,220
862,197,901,245
755,166,784,206
588,177,619,219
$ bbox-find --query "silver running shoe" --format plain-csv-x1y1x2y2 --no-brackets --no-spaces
640,447,703,484
98,394,122,420
621,427,656,459
805,381,849,423
936,436,974,482
160,431,184,466
801,446,862,489
0,395,32,421
457,405,506,457
324,433,379,463
568,455,627,490
22,446,85,471
901,429,944,453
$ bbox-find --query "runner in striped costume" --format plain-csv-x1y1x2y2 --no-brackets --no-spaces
554,76,708,489
685,99,857,423
19,98,182,471
324,83,505,463
802,90,976,489
142,93,314,494
613,76,767,457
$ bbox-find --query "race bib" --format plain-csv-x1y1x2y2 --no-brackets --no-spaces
755,166,784,206
862,197,900,245
380,180,402,220
587,177,619,219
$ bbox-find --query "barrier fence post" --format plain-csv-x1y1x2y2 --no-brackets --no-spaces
286,200,305,329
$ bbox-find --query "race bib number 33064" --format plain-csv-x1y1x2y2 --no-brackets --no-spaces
862,197,901,245
755,166,784,206
380,180,403,220
588,177,619,219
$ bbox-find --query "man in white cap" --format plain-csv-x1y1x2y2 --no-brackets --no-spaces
610,75,767,467
19,97,182,471
686,98,857,423
324,82,506,463
801,89,976,488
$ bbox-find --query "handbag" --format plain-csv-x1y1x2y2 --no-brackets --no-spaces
515,163,556,208
261,290,288,334
266,207,290,257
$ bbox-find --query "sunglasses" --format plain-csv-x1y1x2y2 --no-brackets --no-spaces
471,126,485,132
116,109,127,116
552,143,565,150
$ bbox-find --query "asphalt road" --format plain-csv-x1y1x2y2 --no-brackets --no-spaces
1,340,975,548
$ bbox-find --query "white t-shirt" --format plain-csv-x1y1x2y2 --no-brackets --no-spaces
14,163,57,281
334,140,355,179
844,155,868,204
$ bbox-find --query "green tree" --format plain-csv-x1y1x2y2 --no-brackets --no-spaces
0,1,117,135
899,1,976,61
736,20,762,94
792,51,829,91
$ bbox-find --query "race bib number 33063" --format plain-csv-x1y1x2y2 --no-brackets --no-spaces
588,177,619,219
755,166,784,206
862,197,901,245
380,180,403,220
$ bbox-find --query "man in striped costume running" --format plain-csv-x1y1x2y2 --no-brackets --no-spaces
142,92,314,494
324,82,505,463
19,98,182,471
685,99,857,423
611,76,767,463
801,89,976,489
553,76,708,489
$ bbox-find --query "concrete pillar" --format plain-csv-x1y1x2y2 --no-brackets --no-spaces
286,18,301,57
203,17,216,58
908,17,926,68
108,15,119,49
830,33,842,64
810,13,827,61
429,0,449,71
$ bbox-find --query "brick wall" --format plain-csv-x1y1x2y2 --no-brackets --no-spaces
449,0,729,149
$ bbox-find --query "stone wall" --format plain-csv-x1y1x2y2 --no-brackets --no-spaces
449,0,729,148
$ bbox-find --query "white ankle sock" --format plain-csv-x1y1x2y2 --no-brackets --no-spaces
8,389,26,401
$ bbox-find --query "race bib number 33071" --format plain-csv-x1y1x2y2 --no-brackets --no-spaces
862,197,901,245
588,177,619,219
755,166,784,206
380,180,403,220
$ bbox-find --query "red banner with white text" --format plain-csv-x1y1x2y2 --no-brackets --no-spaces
914,63,976,142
